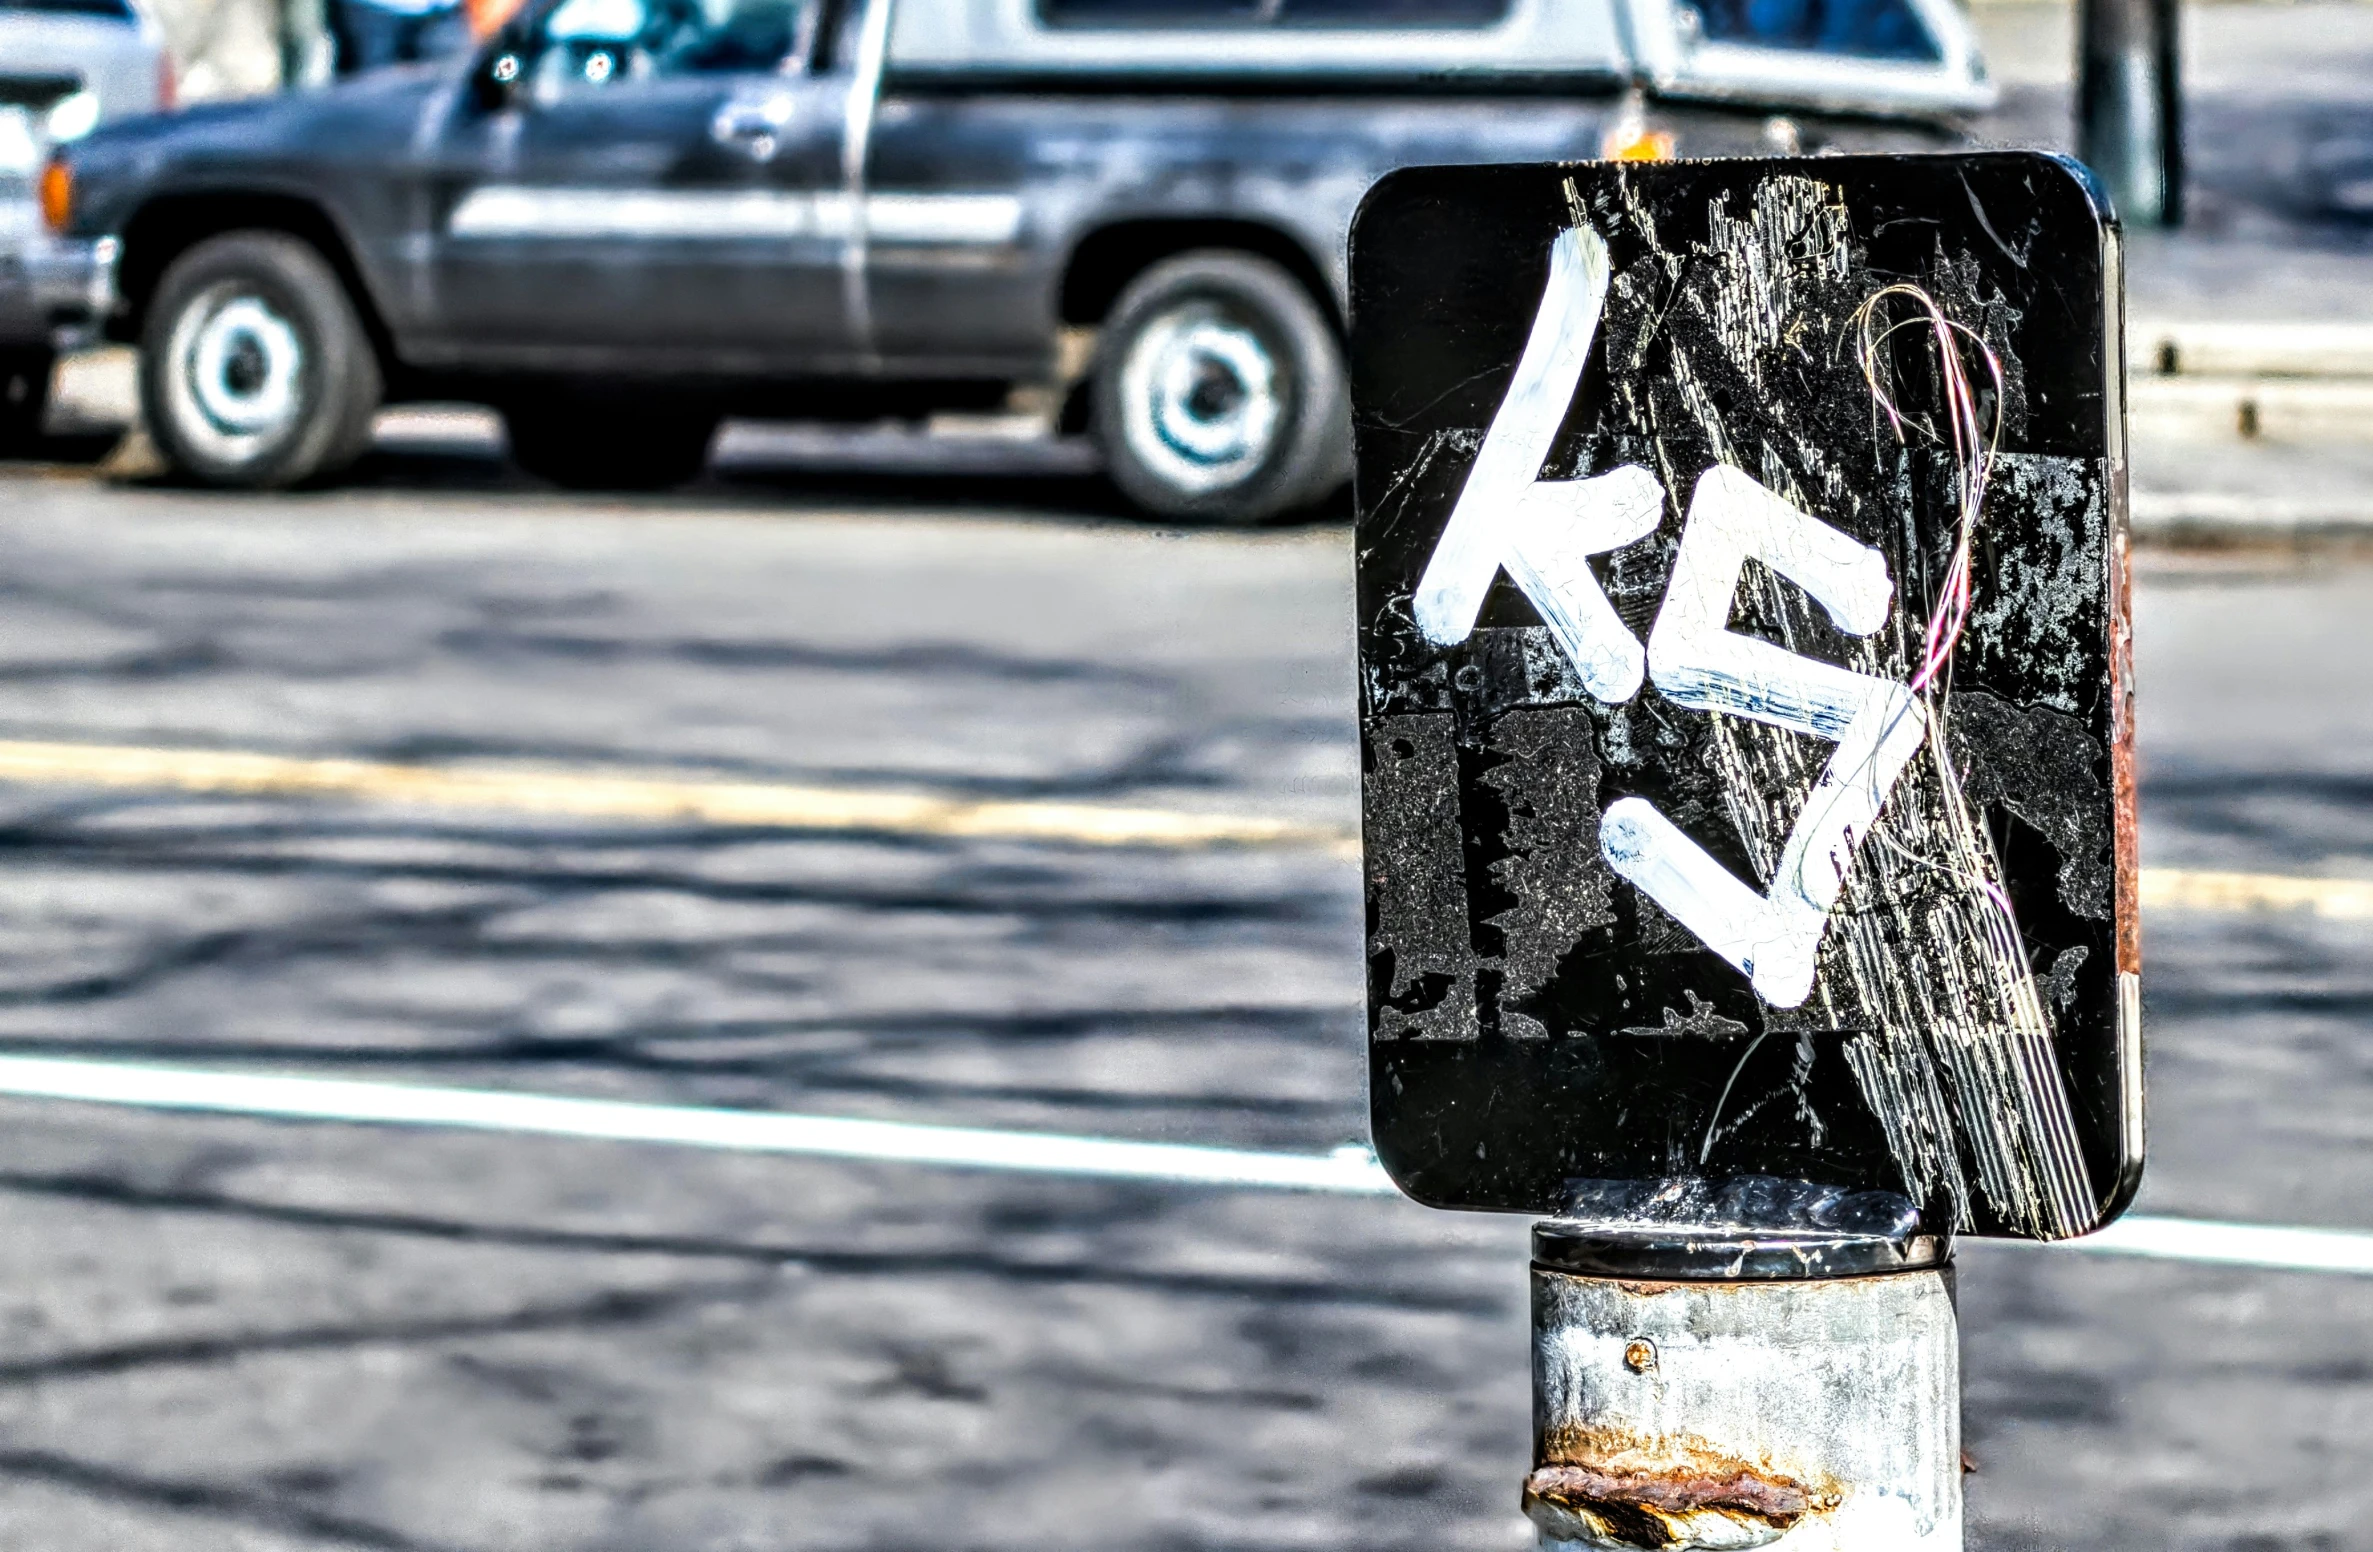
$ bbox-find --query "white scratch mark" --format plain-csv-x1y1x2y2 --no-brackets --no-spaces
1621,176,2097,1237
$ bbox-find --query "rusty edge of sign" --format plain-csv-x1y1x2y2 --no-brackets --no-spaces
0,1053,2360,1277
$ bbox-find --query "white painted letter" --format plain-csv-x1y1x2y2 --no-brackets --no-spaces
1411,226,1663,704
1604,466,1929,1008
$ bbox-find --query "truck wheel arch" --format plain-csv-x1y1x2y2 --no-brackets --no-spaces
1059,219,1341,336
116,193,393,370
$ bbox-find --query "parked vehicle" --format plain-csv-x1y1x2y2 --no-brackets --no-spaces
42,0,1993,519
0,0,169,450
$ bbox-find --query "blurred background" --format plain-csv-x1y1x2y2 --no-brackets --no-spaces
1,0,2371,1547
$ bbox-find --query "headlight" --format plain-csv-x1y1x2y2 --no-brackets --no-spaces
46,90,100,143
38,158,72,235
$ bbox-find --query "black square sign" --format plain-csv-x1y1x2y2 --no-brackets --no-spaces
1350,154,2140,1241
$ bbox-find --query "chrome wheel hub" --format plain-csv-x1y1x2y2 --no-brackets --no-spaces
1118,305,1282,496
168,285,305,461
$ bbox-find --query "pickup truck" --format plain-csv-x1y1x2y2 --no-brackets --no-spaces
44,0,1995,522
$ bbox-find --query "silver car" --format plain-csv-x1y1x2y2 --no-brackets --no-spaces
0,0,167,450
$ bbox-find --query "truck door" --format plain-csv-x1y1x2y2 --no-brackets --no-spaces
426,0,859,372
857,92,1041,377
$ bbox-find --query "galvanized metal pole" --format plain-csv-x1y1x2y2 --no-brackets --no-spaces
1524,1216,1959,1551
2078,0,2183,226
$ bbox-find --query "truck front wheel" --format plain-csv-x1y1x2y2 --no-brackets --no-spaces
1091,250,1349,525
140,232,382,489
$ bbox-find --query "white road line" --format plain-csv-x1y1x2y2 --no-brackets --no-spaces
0,1054,2365,1278
0,1055,1394,1195
2053,1214,2373,1277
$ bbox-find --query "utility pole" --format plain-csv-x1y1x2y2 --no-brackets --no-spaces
2079,0,2184,226
1347,154,2142,1550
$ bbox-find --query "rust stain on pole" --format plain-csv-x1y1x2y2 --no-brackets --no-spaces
1525,1422,1844,1547
1531,1251,1961,1550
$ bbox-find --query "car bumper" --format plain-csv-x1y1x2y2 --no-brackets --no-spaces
0,215,118,353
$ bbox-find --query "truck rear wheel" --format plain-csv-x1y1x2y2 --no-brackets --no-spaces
141,232,382,489
1091,250,1349,525
501,398,720,492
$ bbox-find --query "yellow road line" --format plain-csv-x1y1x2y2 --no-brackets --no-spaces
0,738,1353,853
2141,867,2373,920
0,739,2365,915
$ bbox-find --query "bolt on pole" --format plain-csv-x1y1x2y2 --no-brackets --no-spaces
2079,0,2185,226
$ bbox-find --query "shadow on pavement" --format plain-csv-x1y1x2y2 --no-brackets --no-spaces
4,405,1350,530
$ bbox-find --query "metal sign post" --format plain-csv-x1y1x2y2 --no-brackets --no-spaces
2079,0,2184,227
1348,154,2141,1550
1530,1214,1957,1548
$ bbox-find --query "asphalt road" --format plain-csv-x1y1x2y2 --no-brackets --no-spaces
0,446,2362,1551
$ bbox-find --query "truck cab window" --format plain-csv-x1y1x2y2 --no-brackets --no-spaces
1037,0,1510,28
1683,0,1940,60
531,0,807,89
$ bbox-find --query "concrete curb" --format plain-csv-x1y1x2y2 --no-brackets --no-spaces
2130,320,2373,380
2129,376,2373,443
2131,491,2373,543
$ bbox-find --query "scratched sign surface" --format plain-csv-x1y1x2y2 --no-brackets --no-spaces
1350,154,2140,1240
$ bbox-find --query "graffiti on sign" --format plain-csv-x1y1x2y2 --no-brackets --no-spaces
1350,154,2139,1240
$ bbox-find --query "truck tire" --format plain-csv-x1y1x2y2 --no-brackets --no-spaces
141,232,382,489
0,348,55,456
501,398,719,491
1091,250,1349,525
